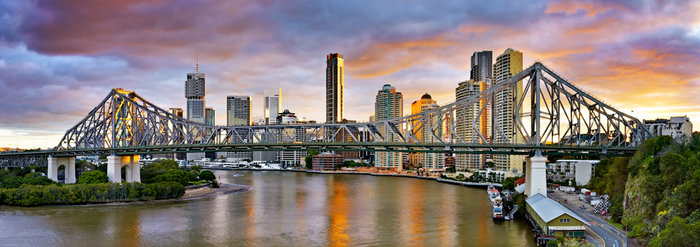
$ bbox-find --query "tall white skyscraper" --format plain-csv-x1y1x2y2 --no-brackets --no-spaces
264,89,281,125
455,79,489,171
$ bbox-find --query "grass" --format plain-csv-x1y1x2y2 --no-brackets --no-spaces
606,219,625,232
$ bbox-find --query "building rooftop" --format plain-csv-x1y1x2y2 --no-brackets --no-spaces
526,193,589,225
421,93,432,100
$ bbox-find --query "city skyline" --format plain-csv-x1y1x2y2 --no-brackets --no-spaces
1,1,699,148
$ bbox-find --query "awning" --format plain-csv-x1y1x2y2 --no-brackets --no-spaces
548,226,585,231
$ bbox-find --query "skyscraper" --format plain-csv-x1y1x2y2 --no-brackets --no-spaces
374,84,403,169
470,51,493,82
227,96,251,126
326,53,344,123
264,89,281,125
185,62,206,161
455,80,489,171
410,93,436,167
185,69,206,124
493,48,524,173
226,95,252,160
205,107,215,126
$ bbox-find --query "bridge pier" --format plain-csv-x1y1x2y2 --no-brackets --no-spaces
107,155,140,183
525,154,547,197
47,156,76,184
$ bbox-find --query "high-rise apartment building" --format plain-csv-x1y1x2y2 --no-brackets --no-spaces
326,53,344,123
422,103,444,171
455,80,489,171
264,89,281,125
409,94,436,167
226,95,252,160
185,71,206,124
374,84,403,169
493,48,524,173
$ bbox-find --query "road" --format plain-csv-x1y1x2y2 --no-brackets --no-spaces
549,190,628,247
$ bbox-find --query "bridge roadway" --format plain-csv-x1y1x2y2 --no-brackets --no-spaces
0,142,637,160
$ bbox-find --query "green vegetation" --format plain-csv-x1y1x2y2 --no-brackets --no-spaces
305,151,319,170
77,170,108,184
0,172,55,189
199,170,216,181
501,176,523,191
0,159,220,206
0,182,184,206
588,133,700,245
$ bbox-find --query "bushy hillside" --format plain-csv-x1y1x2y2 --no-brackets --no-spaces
621,134,700,246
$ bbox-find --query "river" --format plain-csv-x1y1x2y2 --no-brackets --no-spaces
0,170,535,246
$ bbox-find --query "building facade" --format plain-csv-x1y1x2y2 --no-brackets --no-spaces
226,95,252,160
227,96,251,126
493,48,524,173
643,116,693,143
546,160,599,186
374,84,403,169
410,94,436,167
185,72,206,124
470,51,493,82
312,153,343,171
277,109,306,167
326,53,344,123
264,89,281,125
205,107,215,126
455,79,490,171
168,108,184,118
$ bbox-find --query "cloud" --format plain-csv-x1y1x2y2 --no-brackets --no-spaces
1,0,700,148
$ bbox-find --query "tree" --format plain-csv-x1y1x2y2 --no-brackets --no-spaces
199,170,216,181
153,169,190,186
305,151,319,170
649,217,698,247
141,159,179,183
77,170,108,184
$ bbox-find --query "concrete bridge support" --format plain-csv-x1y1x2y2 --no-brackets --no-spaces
47,156,76,183
525,154,547,197
107,155,141,183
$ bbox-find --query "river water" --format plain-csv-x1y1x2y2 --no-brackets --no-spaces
0,170,535,246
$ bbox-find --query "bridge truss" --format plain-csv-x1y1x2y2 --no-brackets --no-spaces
1,62,653,166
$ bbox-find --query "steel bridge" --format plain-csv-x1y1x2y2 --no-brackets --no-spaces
1,62,653,163
0,62,654,194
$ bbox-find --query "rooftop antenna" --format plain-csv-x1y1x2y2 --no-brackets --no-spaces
195,50,199,73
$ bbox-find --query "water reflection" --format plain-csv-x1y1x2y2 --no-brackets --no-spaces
0,171,535,247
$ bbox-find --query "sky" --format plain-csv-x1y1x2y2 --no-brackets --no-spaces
0,0,699,149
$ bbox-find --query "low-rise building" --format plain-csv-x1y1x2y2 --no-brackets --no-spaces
643,116,693,143
546,160,598,186
312,153,343,171
526,193,589,238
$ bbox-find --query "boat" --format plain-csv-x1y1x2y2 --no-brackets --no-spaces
493,197,504,220
487,185,504,220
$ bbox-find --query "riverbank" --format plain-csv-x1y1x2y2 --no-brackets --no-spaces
209,167,502,188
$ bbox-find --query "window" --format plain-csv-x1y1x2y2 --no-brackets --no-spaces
560,218,570,223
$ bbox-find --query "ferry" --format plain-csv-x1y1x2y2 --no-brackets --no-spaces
487,185,504,220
